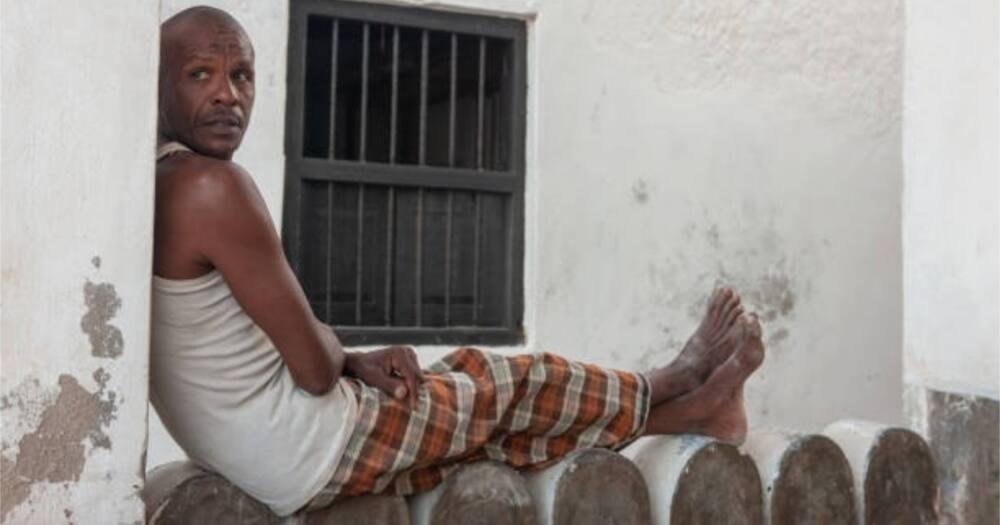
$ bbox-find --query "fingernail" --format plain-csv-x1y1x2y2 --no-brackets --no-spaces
395,386,406,398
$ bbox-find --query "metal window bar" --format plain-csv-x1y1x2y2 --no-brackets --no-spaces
328,19,339,159
419,30,428,166
355,184,365,324
325,182,334,321
472,192,480,325
359,22,369,162
444,33,457,325
444,191,453,325
415,188,424,326
448,34,457,168
384,25,399,326
384,187,394,325
476,37,486,170
413,29,429,326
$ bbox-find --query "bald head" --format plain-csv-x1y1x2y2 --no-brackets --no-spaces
158,6,255,160
161,6,253,63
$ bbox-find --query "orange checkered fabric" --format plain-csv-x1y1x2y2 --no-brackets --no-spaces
305,347,649,509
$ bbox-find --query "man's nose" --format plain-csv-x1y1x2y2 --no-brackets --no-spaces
212,77,239,106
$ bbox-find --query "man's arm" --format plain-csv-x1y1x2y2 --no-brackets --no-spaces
162,156,342,395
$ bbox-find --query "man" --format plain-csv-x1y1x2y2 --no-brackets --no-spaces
151,6,765,517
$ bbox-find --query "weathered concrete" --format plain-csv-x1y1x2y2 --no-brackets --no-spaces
622,435,764,525
523,448,650,525
823,420,937,525
2,0,159,522
743,428,856,525
902,0,998,522
144,460,281,525
408,461,536,525
917,389,999,525
304,493,410,525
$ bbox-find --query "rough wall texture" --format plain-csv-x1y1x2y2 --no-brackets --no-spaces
903,0,999,399
1,1,160,523
920,390,1000,525
148,0,905,466
902,0,999,522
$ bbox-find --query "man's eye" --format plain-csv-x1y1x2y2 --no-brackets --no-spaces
190,70,209,80
233,71,252,82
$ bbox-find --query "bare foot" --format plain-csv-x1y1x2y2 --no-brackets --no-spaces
678,287,745,382
643,313,764,437
694,314,764,445
647,288,745,404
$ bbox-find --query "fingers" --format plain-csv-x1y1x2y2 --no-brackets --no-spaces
367,370,409,401
382,346,423,407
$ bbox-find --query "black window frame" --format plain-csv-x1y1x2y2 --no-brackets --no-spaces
283,0,527,346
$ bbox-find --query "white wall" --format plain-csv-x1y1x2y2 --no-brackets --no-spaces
1,1,161,523
903,0,999,402
149,0,906,468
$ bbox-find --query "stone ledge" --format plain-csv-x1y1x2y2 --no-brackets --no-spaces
143,425,938,525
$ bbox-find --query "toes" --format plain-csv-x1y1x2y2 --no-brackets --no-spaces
707,287,728,318
744,312,762,339
721,295,743,329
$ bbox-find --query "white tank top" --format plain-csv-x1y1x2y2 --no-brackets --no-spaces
150,142,357,516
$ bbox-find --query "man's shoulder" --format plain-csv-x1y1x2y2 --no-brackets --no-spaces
156,151,255,208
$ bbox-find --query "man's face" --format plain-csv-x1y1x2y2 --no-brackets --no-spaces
159,17,255,160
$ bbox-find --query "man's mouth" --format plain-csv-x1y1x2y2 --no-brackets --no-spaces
203,117,242,132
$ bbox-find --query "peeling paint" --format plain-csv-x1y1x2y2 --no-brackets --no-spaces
0,374,119,522
81,280,124,359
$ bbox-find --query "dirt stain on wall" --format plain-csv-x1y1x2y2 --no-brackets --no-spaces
80,280,123,359
1,374,117,522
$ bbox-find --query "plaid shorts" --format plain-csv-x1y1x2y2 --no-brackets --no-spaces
305,347,650,509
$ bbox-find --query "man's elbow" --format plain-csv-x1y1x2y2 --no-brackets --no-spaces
293,370,336,396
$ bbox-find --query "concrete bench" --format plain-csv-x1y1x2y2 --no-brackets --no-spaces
622,435,765,524
523,448,651,525
743,427,857,525
407,460,535,525
823,420,938,524
143,461,408,525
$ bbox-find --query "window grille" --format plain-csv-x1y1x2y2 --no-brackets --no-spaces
283,0,526,345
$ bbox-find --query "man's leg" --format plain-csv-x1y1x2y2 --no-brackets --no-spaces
317,347,650,503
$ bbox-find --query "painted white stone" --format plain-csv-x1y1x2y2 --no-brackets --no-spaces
620,435,716,524
743,426,855,524
822,419,938,525
522,448,649,525
408,461,534,525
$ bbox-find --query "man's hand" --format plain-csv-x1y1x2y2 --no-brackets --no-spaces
344,346,425,407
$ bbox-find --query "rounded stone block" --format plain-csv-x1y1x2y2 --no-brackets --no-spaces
823,420,938,525
622,435,764,525
143,461,280,525
523,448,651,525
743,427,857,525
408,461,536,525
305,493,410,525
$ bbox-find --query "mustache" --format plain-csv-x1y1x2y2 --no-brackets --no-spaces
202,110,244,128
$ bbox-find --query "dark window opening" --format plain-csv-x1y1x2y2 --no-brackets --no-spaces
285,0,526,345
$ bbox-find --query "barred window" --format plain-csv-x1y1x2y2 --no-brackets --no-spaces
282,0,526,345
